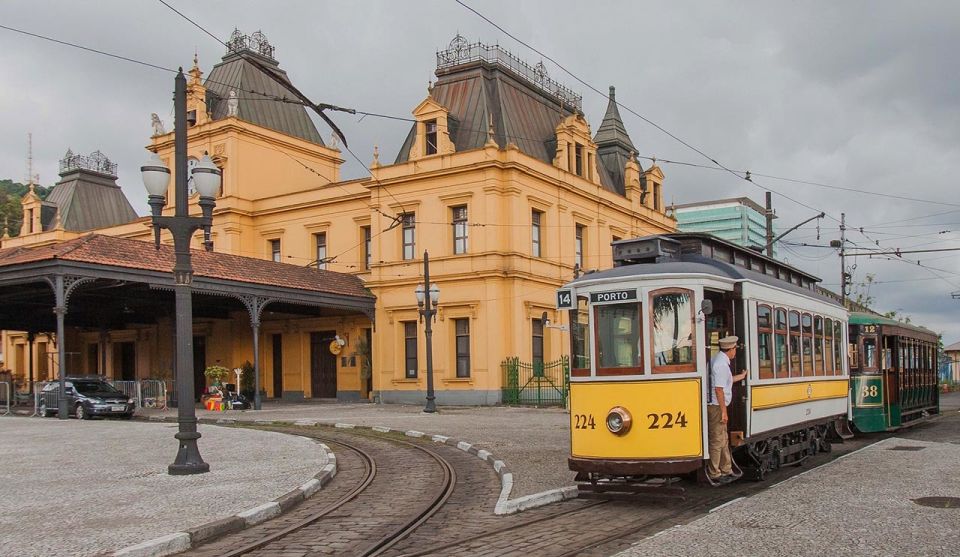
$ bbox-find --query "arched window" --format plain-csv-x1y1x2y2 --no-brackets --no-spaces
824,318,835,375
775,308,788,378
650,289,696,373
757,305,773,379
814,316,825,375
802,313,814,376
789,310,801,376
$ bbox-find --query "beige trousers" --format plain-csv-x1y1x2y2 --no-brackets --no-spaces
707,404,733,479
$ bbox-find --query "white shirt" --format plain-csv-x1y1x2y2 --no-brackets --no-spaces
709,351,733,406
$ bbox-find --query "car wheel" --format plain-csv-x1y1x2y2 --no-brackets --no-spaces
75,404,89,420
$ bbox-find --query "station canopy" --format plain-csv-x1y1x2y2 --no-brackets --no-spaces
0,234,375,333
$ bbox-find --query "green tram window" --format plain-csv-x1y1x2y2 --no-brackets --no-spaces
863,336,878,371
650,289,696,373
571,296,591,376
595,302,641,374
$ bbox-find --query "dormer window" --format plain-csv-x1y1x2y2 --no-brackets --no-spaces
425,120,438,155
575,143,583,176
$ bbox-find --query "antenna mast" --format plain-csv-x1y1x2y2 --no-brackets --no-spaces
26,133,39,186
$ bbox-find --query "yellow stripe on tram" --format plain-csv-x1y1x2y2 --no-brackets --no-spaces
751,379,848,410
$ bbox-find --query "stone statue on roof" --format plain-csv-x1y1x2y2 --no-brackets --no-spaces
227,91,239,117
151,113,166,136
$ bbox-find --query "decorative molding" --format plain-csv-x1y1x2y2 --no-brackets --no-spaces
438,191,475,203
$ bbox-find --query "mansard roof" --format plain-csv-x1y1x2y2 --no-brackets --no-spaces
394,38,623,195
42,151,138,232
204,39,324,146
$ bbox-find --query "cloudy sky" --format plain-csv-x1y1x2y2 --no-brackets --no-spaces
1,1,958,342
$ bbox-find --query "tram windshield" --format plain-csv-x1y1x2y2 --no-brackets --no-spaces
595,303,641,370
571,296,591,373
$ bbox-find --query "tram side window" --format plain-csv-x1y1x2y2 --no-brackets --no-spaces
775,308,788,378
824,318,835,375
595,302,641,373
789,310,801,376
571,296,591,375
757,305,773,379
834,321,844,374
802,313,814,376
863,336,878,371
650,289,696,373
814,316,825,376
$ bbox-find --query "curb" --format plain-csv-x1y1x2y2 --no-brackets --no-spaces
109,420,337,557
218,416,578,516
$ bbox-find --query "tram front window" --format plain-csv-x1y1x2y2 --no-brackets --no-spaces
571,296,591,374
651,289,696,372
595,303,641,371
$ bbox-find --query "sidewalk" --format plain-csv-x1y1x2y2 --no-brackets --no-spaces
615,435,960,557
139,402,573,498
0,418,327,556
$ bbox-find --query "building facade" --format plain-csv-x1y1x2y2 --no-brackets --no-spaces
672,197,775,256
2,32,675,404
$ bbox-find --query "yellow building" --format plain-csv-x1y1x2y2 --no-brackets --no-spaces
2,32,675,404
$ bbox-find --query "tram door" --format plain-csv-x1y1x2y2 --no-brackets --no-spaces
702,290,747,443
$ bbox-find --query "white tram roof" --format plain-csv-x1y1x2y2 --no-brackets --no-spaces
566,233,842,308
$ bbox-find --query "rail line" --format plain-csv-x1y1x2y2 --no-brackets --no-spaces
213,427,457,557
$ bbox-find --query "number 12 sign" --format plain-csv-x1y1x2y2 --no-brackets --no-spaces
556,289,573,309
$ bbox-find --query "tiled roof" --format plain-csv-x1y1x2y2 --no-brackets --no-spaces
944,341,960,352
0,234,373,300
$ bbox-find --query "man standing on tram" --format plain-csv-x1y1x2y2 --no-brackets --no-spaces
708,336,747,483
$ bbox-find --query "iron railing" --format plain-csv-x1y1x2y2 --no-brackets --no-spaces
501,356,569,407
0,382,10,416
26,379,168,416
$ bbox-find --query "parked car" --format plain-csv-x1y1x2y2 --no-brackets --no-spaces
39,377,136,419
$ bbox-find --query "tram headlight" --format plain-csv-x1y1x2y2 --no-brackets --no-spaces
606,406,632,435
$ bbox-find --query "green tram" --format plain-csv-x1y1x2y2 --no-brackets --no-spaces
848,312,940,432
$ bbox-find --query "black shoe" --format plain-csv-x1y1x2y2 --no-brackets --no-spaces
719,474,737,484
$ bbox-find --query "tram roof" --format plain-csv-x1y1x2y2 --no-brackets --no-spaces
848,312,938,338
567,233,841,307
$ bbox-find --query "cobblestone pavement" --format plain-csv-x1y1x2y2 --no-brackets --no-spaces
140,403,571,498
0,419,325,557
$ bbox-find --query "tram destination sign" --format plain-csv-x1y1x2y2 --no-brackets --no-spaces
589,289,637,303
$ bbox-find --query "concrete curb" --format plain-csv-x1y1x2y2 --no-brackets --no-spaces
109,419,337,557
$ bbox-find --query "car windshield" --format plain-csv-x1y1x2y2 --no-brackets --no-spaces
72,381,121,394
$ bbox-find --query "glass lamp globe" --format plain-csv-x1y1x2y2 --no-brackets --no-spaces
415,283,425,307
140,153,170,197
429,283,440,304
192,154,222,198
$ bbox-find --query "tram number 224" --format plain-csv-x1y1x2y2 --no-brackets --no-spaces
573,412,689,430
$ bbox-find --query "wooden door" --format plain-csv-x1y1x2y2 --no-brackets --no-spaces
310,331,337,398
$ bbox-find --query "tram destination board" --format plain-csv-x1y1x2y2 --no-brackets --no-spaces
589,289,637,303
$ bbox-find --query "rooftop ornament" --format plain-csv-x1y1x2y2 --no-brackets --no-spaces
59,149,118,177
226,28,276,60
436,35,582,112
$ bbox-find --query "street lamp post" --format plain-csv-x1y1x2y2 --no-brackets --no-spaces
140,69,220,475
415,251,440,413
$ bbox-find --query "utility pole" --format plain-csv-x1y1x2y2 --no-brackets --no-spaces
765,191,774,257
840,213,847,306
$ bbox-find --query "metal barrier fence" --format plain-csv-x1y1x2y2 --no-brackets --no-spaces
140,380,168,410
0,382,10,416
501,356,569,407
33,381,57,417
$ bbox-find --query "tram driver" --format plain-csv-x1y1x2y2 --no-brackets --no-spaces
708,335,748,483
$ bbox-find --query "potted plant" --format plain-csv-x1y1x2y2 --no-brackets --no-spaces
203,365,230,388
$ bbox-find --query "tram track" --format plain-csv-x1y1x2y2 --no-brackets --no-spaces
187,426,457,557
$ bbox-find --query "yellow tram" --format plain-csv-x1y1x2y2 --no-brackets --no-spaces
559,234,850,492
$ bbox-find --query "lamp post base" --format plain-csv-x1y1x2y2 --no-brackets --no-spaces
424,396,437,413
168,430,210,475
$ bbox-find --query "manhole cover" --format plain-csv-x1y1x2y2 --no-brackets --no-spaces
913,497,960,508
888,446,926,451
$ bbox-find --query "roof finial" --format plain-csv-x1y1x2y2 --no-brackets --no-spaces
53,208,63,231
485,113,497,147
427,80,434,97
371,145,380,168
609,85,616,101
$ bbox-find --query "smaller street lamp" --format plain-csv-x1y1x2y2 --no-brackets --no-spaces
415,251,440,413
